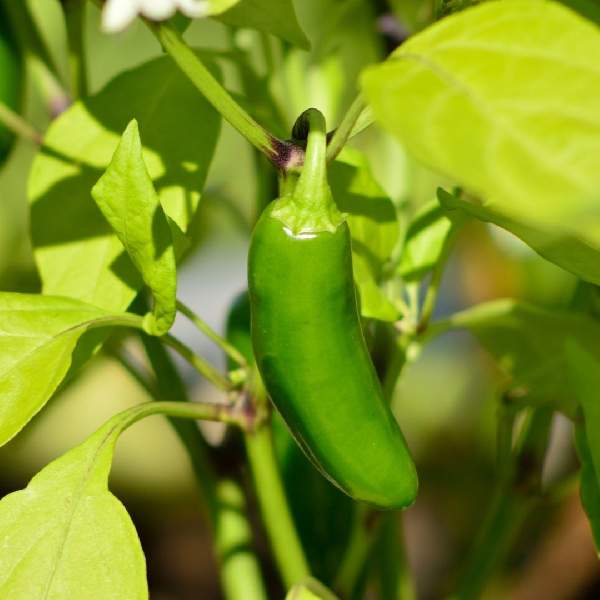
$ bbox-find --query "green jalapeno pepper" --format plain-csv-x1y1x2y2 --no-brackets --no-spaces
0,6,22,163
248,109,418,509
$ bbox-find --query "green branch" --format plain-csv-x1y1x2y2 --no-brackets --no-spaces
177,300,247,368
0,101,42,144
162,333,233,392
63,0,88,99
138,333,267,600
149,21,295,167
245,424,310,588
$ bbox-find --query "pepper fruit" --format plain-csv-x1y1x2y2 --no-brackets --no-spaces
248,108,418,509
0,5,22,164
225,291,354,583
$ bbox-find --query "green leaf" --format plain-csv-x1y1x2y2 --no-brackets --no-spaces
92,120,176,336
330,148,399,321
0,293,142,447
216,0,309,49
568,342,600,553
574,424,600,554
362,0,600,284
285,577,339,600
28,56,221,312
0,410,149,599
438,299,600,415
399,190,464,281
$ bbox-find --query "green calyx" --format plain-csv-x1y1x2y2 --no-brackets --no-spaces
271,109,345,235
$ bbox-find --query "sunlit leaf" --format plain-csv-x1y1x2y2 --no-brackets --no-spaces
330,148,399,321
362,0,600,283
0,409,150,599
92,120,176,336
29,56,221,312
438,299,600,415
217,0,309,49
0,293,141,446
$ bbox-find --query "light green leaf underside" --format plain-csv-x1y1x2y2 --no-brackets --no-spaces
362,0,600,283
0,293,139,447
216,0,310,49
92,120,176,336
0,411,147,599
330,148,399,321
568,343,600,554
28,56,221,312
399,191,463,281
443,299,600,415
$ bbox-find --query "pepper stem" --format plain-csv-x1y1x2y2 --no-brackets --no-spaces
271,108,344,234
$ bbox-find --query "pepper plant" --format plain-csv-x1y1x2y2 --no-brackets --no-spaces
0,0,599,598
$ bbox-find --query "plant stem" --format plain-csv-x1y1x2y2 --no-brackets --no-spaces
245,424,310,587
149,21,291,166
0,102,42,144
162,333,233,391
139,333,266,600
334,504,382,597
62,0,88,99
326,94,366,163
177,299,247,368
214,479,268,600
377,513,416,600
455,406,553,599
418,218,463,332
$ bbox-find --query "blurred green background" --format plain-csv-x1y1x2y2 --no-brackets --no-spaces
0,1,597,598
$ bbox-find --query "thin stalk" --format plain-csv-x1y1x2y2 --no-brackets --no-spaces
454,407,553,599
62,0,88,98
245,424,310,587
418,218,464,332
0,102,42,144
177,300,247,368
326,95,366,163
162,333,233,391
377,513,416,600
139,333,266,600
149,21,289,165
214,479,268,600
334,504,382,597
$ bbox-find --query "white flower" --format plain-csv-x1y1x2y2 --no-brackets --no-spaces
102,0,212,33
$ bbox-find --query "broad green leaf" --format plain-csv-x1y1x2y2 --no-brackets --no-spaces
0,409,150,599
399,190,464,281
0,293,141,446
574,424,600,553
330,148,399,321
362,0,600,284
216,0,309,49
28,56,221,312
285,577,339,600
438,299,600,415
92,120,176,336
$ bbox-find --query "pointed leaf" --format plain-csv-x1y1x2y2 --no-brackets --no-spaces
399,190,464,281
330,148,399,321
0,411,148,599
0,293,141,446
28,56,221,312
568,343,600,553
362,0,600,283
92,120,176,336
442,299,600,415
575,424,600,554
217,0,310,49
